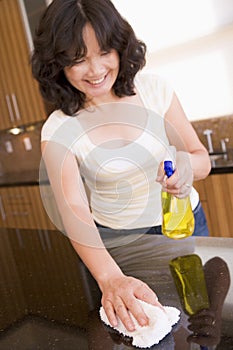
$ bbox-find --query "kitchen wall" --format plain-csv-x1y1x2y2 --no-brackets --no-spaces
112,0,233,121
146,23,233,121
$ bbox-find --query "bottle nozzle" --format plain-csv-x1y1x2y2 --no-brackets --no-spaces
164,160,174,178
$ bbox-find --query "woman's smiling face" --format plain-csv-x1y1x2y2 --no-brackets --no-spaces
64,23,120,105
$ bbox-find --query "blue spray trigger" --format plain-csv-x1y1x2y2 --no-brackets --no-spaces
164,160,175,178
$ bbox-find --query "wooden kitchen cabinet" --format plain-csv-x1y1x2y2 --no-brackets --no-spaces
0,0,46,130
194,173,233,237
0,185,57,230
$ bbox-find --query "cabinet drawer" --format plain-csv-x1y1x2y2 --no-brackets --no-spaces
0,186,56,230
3,202,34,229
193,180,207,201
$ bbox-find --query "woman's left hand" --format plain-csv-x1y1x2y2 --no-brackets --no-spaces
156,151,193,198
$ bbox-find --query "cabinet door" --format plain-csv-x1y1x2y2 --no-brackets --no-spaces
204,174,233,238
0,0,47,130
0,7,17,130
193,180,213,234
0,186,56,230
27,185,58,230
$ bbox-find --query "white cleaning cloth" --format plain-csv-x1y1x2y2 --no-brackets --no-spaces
99,300,180,348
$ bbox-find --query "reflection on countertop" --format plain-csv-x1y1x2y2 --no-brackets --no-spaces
0,228,232,349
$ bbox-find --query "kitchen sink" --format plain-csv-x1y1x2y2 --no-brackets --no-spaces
209,152,233,168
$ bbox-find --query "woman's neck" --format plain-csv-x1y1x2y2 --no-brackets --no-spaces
84,89,143,109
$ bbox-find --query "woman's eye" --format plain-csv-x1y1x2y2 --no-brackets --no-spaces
101,50,110,56
72,59,85,66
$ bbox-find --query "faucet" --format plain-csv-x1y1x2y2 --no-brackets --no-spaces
203,129,214,154
220,138,229,160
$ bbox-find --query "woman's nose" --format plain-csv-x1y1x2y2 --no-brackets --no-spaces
88,57,104,75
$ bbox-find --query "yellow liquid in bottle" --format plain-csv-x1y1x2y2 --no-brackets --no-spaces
162,191,195,239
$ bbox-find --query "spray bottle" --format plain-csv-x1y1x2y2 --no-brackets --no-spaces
161,160,195,239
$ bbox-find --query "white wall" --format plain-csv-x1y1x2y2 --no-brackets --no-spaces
112,0,233,120
146,24,233,121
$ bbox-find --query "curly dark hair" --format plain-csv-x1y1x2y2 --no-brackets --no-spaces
31,0,147,116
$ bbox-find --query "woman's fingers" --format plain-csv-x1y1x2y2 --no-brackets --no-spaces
156,161,165,183
103,297,136,331
101,277,162,332
115,299,138,331
134,282,165,312
156,151,194,198
103,299,118,328
159,168,192,198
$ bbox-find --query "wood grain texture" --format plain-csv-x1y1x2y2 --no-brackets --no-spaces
194,174,233,237
0,0,46,130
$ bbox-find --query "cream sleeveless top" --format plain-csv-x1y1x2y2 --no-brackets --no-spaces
41,73,199,229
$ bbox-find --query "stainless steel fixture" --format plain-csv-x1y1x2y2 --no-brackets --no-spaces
221,138,229,160
203,129,214,154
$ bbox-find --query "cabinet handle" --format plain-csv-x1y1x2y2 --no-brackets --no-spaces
7,194,25,200
12,211,29,216
0,196,6,221
11,94,21,121
5,95,15,123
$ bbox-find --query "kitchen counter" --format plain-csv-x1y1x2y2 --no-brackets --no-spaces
0,160,232,188
210,164,233,174
0,167,49,187
0,170,40,187
0,228,232,349
210,149,233,174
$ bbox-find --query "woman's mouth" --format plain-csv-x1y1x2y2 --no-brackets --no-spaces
87,75,106,85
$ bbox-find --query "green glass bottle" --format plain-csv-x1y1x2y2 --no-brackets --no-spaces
161,160,195,239
169,254,210,316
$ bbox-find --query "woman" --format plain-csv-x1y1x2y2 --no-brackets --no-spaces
32,0,211,332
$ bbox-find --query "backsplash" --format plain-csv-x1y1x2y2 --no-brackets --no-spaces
192,115,233,153
0,115,232,177
0,121,43,176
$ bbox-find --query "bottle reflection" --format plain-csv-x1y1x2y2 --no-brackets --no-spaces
170,254,230,349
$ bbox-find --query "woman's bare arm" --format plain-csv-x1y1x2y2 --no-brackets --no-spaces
157,93,211,197
41,140,161,331
165,92,211,181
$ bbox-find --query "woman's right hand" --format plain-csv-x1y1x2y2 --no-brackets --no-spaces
99,272,163,331
156,151,193,198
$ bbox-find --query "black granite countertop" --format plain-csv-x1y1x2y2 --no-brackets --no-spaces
210,150,233,174
0,228,232,349
0,170,40,187
210,165,233,174
0,169,50,187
